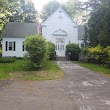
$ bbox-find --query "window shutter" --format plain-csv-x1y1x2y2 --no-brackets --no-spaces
23,42,24,51
13,41,16,51
6,41,8,51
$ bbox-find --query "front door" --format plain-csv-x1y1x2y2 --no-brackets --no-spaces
55,38,65,57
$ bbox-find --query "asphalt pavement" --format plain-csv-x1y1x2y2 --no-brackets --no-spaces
0,61,110,110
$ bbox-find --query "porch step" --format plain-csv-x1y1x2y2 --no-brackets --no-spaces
56,57,67,61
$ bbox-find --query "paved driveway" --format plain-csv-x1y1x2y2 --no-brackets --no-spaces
0,61,110,110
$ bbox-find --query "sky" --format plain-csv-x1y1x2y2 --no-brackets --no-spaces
31,0,88,12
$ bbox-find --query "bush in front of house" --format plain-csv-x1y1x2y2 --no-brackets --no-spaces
47,42,56,60
80,45,110,68
25,34,47,69
0,57,16,63
66,43,80,60
87,45,106,64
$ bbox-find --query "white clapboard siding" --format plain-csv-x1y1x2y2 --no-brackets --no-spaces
2,38,26,57
42,8,78,56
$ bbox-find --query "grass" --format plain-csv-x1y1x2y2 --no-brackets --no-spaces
0,59,64,80
74,61,110,75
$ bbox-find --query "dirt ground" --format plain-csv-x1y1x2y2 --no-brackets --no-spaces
0,61,110,110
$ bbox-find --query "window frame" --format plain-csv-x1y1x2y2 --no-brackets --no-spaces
8,42,13,51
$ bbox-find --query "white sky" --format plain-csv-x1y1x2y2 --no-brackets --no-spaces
31,0,88,12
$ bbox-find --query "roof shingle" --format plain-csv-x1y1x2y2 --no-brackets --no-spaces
2,22,38,38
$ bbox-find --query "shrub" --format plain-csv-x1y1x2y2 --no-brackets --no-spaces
24,34,47,69
104,46,110,67
79,45,110,68
80,47,88,55
47,42,56,60
87,45,106,64
0,57,16,63
66,43,80,60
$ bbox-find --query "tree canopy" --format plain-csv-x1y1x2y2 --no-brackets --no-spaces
85,0,110,47
41,1,60,21
0,0,38,39
40,0,80,22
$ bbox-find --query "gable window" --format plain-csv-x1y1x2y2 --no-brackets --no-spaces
59,11,62,13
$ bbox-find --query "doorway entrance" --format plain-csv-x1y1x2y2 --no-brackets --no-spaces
55,38,65,57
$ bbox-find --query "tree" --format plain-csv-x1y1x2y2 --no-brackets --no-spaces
41,0,60,21
23,0,38,23
76,0,104,24
0,0,20,36
41,0,80,22
9,0,38,23
63,0,82,23
86,0,110,47
0,0,38,39
77,0,105,11
25,35,47,69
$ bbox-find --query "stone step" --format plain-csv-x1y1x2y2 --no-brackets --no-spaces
56,57,67,61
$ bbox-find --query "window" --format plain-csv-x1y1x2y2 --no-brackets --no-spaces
56,45,57,50
58,45,59,50
59,11,62,13
9,42,13,51
5,41,16,51
60,45,62,50
63,45,64,50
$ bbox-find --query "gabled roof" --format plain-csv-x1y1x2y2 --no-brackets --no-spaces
2,22,38,38
42,7,78,26
78,25,85,40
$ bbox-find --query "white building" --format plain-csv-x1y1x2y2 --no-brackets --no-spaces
2,22,38,57
42,7,84,57
2,8,84,57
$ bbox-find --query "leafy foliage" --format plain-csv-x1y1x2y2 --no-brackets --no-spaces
84,0,110,47
87,45,105,64
0,0,37,37
66,43,80,60
21,0,38,23
41,1,60,21
77,0,103,11
47,42,56,60
0,57,16,63
83,45,110,68
0,48,2,57
25,35,47,69
9,0,38,23
40,0,79,22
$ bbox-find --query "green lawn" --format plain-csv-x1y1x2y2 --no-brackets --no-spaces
0,59,64,80
74,61,110,75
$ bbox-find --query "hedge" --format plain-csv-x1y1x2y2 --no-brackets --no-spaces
81,45,110,68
